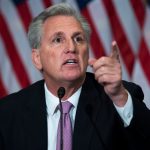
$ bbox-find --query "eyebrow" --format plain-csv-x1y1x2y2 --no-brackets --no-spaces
50,31,85,40
72,31,85,37
72,32,87,42
48,31,65,42
52,31,65,37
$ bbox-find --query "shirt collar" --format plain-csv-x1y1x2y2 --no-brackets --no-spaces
44,83,82,116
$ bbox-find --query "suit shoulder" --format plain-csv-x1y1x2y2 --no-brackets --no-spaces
86,72,144,102
123,80,144,102
85,72,104,90
0,80,44,110
85,72,96,82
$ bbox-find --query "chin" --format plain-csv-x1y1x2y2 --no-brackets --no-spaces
64,72,85,82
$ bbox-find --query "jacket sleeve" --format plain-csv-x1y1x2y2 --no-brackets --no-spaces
123,81,150,148
123,81,144,102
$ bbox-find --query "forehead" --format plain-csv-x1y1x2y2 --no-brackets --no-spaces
42,15,84,34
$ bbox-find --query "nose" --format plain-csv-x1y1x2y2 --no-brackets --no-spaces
64,38,76,53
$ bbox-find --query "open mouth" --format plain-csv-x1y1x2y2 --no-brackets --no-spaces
64,59,78,65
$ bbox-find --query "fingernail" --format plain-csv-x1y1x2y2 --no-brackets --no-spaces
112,41,116,46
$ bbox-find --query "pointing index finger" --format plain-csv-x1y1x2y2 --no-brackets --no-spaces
111,41,120,62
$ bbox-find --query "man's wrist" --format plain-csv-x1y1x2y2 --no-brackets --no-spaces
114,90,133,127
111,88,128,107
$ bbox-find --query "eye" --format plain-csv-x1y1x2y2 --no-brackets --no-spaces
74,35,86,44
52,36,64,43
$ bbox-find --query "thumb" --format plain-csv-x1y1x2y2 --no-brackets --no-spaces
110,41,120,62
88,58,97,67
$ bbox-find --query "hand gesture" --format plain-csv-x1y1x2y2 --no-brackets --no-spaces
88,41,128,107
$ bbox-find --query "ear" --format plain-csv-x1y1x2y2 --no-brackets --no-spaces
32,49,43,70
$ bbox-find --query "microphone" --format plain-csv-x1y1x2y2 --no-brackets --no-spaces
57,87,65,99
57,87,65,150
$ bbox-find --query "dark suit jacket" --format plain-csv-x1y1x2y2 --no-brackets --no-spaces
0,72,150,150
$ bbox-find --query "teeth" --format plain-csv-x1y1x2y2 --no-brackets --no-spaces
67,60,74,63
66,59,76,64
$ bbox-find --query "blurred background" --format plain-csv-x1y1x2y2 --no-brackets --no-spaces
0,0,150,109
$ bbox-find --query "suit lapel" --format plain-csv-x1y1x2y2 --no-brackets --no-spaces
73,74,103,150
72,73,117,150
22,80,48,150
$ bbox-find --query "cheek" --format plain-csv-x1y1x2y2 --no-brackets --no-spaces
40,50,52,68
81,47,89,62
79,48,89,70
39,42,60,70
41,50,60,70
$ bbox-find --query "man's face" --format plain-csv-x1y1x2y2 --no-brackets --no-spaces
32,15,89,85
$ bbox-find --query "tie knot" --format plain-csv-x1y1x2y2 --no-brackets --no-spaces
59,101,73,114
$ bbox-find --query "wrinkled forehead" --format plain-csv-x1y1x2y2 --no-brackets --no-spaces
44,15,82,28
42,15,85,35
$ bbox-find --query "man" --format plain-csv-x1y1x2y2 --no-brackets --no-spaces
0,3,150,150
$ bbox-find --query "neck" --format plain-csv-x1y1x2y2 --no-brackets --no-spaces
45,76,85,100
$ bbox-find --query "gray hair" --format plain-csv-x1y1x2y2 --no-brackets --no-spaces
27,3,91,49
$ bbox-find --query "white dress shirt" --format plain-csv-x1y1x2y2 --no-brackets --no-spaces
44,83,133,150
45,84,81,150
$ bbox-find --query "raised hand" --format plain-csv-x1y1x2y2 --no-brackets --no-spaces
88,41,128,107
